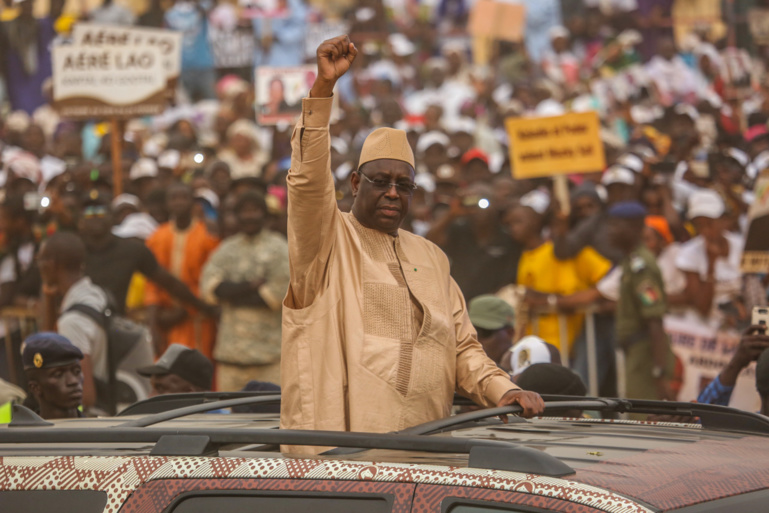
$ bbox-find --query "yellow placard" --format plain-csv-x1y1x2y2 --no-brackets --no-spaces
506,112,606,179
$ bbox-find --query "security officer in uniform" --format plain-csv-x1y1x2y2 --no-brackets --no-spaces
22,333,85,420
607,202,676,401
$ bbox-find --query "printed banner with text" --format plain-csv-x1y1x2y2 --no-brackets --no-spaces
506,112,606,179
52,43,166,119
71,24,182,85
665,316,760,412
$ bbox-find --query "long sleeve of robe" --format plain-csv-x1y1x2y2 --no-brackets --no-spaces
280,97,517,454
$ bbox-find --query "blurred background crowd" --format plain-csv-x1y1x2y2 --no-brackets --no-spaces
1,0,769,414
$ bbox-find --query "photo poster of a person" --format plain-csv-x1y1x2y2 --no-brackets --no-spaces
255,65,317,125
239,0,290,19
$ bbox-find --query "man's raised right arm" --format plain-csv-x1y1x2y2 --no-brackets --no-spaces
286,36,358,309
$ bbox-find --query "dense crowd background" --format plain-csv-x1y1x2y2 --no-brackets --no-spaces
1,0,769,412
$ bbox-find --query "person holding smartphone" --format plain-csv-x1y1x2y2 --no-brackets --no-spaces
697,322,769,408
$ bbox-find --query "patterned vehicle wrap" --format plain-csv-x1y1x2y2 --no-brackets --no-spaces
121,479,415,513
0,455,654,513
575,435,769,511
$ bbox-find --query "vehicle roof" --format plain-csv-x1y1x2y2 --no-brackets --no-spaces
2,396,769,512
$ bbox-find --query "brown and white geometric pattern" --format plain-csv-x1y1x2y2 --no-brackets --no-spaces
0,455,653,513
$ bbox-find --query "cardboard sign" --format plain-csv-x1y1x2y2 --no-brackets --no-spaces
468,0,525,43
506,112,606,179
305,20,350,60
210,26,255,69
71,24,182,83
749,8,769,45
665,316,760,412
255,65,317,125
742,169,769,272
52,43,166,119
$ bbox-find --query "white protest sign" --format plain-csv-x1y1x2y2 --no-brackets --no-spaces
71,23,182,82
209,26,255,69
304,20,350,60
665,316,760,412
52,43,166,118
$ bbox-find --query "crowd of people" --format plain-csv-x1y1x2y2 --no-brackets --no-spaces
2,0,769,419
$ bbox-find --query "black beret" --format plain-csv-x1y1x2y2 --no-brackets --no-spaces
22,332,83,370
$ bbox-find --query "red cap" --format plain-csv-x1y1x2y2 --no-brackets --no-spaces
461,148,489,165
745,124,769,143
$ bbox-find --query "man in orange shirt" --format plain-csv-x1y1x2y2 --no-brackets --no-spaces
146,183,219,358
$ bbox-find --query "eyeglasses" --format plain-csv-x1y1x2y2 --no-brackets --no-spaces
83,205,109,218
359,172,418,196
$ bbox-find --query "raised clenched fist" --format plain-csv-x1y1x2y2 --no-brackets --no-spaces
309,35,358,98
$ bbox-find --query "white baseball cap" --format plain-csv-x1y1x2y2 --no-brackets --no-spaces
520,190,550,215
194,188,220,209
687,189,725,220
157,149,181,170
601,165,635,186
510,336,552,376
129,158,159,181
388,33,416,57
112,193,141,211
416,131,450,155
414,172,436,193
616,153,644,173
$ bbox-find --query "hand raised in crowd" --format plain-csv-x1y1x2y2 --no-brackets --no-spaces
156,305,189,330
705,235,729,263
309,35,358,98
497,389,546,419
722,326,769,376
200,303,221,319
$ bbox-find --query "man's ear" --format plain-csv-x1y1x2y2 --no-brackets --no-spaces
350,170,360,197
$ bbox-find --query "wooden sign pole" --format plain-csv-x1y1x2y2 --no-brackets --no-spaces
110,118,123,197
553,174,571,217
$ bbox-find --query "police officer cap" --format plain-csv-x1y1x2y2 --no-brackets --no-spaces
81,188,112,208
468,295,515,330
22,332,83,370
607,201,647,219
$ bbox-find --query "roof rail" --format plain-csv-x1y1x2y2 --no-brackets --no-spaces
118,391,280,416
118,395,282,428
117,393,769,437
620,399,769,434
119,392,475,416
399,398,630,436
0,426,575,477
400,396,769,437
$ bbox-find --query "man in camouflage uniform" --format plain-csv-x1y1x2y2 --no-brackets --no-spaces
200,191,290,391
608,202,676,401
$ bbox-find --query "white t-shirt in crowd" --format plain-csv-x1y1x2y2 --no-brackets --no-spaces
675,232,744,324
57,277,109,382
0,242,34,286
0,242,35,339
596,243,686,302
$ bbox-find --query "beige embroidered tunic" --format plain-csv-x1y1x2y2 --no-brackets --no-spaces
280,97,517,452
